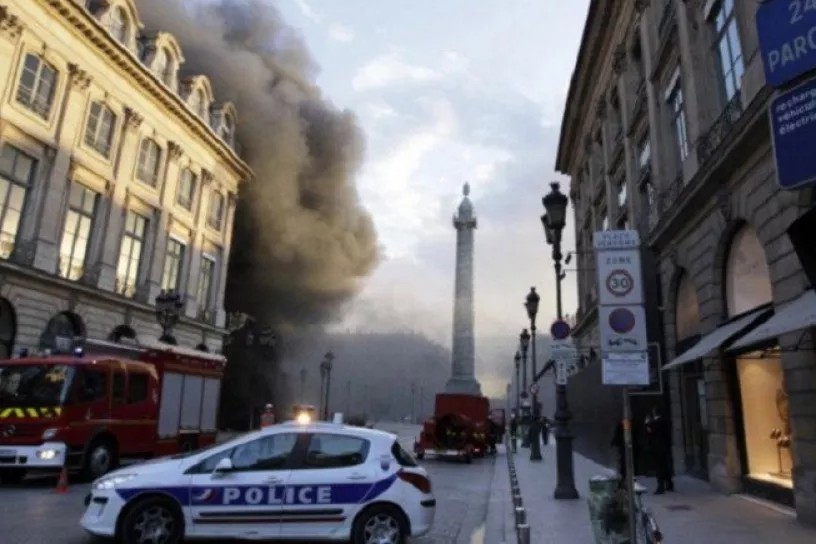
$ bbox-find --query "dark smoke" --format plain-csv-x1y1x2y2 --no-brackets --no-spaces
137,0,379,327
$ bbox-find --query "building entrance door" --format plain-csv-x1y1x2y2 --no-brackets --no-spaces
681,360,708,479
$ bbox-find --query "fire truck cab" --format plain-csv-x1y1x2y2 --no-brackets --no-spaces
0,338,226,484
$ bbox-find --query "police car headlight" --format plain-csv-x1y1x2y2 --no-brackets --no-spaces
93,473,138,490
41,428,58,440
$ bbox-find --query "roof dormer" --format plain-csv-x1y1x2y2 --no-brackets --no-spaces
87,0,144,53
140,32,185,92
180,75,215,123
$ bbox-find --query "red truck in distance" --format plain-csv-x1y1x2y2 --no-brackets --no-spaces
413,393,491,463
0,338,226,484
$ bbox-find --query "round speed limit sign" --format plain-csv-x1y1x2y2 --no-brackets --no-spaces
606,269,634,297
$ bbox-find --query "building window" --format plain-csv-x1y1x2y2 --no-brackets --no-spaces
116,210,147,298
106,7,129,44
712,0,743,102
668,80,689,162
207,191,225,230
59,183,97,281
219,115,234,146
153,48,174,85
136,139,162,186
0,146,36,259
16,54,58,120
176,169,196,210
189,89,207,120
161,238,186,291
84,102,116,158
617,181,627,210
197,255,216,310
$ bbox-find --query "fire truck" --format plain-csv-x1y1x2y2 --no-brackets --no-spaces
0,337,226,484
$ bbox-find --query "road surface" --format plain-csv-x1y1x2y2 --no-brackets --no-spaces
0,424,496,543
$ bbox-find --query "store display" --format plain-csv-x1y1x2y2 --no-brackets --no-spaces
768,389,792,479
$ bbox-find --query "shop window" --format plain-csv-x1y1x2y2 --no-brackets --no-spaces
736,355,792,488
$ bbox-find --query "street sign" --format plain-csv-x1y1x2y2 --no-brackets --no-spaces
769,75,816,190
602,352,649,386
555,360,567,385
550,319,571,340
756,0,816,88
629,343,664,396
599,306,648,352
551,338,577,362
597,249,644,305
593,229,639,251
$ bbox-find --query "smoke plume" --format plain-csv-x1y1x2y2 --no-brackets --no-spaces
136,0,379,326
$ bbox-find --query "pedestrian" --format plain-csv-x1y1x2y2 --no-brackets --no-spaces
541,415,550,445
509,412,519,453
644,406,674,494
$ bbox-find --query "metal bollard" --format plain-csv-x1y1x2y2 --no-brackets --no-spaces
512,493,522,507
517,523,531,544
515,506,526,526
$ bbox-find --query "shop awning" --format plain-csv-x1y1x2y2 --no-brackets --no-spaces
663,306,773,371
727,289,816,353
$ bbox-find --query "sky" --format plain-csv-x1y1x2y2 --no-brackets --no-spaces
276,0,591,394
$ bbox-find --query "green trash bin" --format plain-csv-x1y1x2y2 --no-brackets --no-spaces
586,474,631,544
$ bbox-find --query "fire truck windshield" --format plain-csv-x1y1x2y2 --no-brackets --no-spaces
0,364,74,407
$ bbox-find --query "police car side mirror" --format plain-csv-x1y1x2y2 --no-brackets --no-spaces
213,457,234,475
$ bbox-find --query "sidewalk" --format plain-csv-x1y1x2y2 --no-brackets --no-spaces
510,435,816,543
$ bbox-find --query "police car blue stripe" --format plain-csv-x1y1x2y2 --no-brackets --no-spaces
116,473,399,508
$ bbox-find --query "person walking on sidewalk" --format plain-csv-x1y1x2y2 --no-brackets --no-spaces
645,406,674,494
509,412,519,453
541,415,551,445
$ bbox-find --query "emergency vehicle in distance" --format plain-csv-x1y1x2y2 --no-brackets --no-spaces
0,337,226,484
81,420,435,543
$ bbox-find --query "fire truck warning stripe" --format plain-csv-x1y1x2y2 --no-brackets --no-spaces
0,407,62,419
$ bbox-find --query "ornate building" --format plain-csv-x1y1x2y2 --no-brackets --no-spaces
0,0,250,354
556,0,816,523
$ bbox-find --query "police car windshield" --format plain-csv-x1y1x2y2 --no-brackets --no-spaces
0,364,74,407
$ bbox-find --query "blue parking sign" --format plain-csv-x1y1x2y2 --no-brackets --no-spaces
756,0,816,88
769,76,816,190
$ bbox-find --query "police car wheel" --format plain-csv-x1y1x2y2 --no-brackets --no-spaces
119,496,183,544
352,504,408,544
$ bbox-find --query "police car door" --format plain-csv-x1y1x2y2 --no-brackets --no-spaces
280,432,377,539
186,432,299,539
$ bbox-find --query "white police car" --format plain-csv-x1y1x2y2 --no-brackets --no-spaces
81,421,435,543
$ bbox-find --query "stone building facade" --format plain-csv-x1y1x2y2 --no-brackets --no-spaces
556,0,816,524
0,0,250,356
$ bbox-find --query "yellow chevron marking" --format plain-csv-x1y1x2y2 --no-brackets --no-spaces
0,407,62,418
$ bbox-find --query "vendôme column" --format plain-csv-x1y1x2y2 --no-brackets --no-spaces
445,183,482,396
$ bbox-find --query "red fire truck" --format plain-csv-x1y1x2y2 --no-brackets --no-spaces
0,338,226,484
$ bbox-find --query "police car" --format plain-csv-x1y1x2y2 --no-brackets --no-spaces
81,420,435,543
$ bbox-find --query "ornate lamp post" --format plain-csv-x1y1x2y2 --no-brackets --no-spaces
514,351,521,415
519,328,531,447
155,290,183,344
542,181,579,500
525,287,542,462
320,351,335,420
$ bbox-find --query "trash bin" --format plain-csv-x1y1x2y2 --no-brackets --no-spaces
587,474,631,544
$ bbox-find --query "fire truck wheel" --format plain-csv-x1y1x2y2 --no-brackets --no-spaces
83,438,118,480
351,503,408,544
118,495,184,544
0,468,26,485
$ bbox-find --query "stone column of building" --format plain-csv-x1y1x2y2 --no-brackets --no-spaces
445,183,482,396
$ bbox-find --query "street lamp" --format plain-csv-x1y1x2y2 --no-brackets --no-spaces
542,181,579,500
513,351,521,415
320,351,335,420
519,328,530,447
525,287,542,462
155,290,183,344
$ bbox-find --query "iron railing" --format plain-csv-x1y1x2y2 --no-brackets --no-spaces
696,91,743,164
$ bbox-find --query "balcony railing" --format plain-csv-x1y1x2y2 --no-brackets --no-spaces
696,91,743,165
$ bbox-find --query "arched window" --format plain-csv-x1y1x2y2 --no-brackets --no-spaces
725,225,772,317
153,48,174,85
189,89,208,119
39,312,86,353
136,138,162,186
107,7,129,44
220,115,234,146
